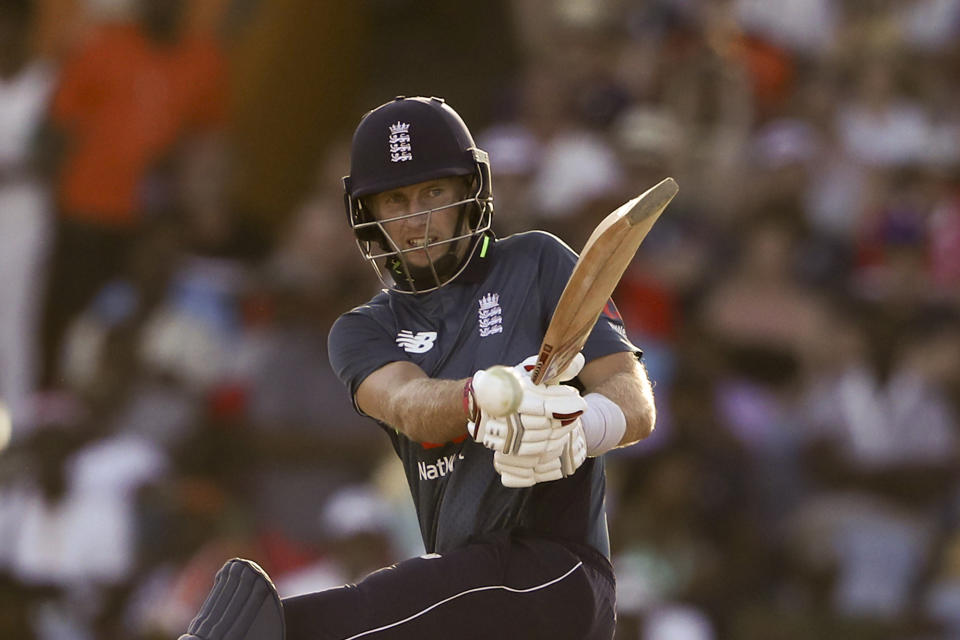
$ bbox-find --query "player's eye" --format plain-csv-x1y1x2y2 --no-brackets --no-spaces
379,194,407,210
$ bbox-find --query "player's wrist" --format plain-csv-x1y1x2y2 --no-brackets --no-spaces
463,377,480,434
581,393,626,457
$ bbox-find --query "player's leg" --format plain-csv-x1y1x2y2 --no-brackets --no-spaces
282,533,615,640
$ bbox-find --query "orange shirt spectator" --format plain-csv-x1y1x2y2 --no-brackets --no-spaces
51,22,226,226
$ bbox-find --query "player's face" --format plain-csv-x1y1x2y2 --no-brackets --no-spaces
368,176,469,268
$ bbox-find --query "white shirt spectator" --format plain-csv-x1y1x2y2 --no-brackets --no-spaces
0,433,167,586
836,100,932,167
806,365,957,470
734,0,839,55
530,130,624,218
896,0,960,52
0,60,55,437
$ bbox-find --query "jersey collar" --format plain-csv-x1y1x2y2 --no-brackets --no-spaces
456,231,495,285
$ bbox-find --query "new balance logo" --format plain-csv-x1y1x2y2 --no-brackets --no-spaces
389,121,412,162
478,293,503,337
396,330,437,353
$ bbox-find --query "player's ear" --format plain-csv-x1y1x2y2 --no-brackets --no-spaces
355,197,394,252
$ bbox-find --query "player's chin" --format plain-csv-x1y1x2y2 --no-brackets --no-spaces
404,246,446,268
400,252,433,270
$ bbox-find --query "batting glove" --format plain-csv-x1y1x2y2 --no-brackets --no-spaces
492,419,588,487
467,377,585,456
474,353,587,487
494,449,559,487
513,352,585,385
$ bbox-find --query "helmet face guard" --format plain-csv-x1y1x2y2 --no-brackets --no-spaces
343,97,494,293
345,164,492,293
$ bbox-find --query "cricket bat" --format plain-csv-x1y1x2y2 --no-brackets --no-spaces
472,177,678,416
530,177,678,385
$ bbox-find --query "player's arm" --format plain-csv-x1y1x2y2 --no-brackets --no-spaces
578,351,656,451
355,361,468,444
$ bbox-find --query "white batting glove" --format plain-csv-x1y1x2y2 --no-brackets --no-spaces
468,377,584,456
514,353,585,384
492,421,588,487
494,450,559,487
558,421,588,475
473,353,585,488
466,354,585,452
466,353,588,487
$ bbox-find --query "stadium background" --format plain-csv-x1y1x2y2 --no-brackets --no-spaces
1,0,959,638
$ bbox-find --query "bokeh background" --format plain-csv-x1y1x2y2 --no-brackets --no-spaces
1,0,959,638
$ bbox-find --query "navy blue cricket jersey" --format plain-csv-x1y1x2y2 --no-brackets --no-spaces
328,231,640,560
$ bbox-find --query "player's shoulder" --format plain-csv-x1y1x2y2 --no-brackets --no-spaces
496,229,575,257
330,290,392,332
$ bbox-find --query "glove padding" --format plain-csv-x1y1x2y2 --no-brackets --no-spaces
469,353,588,488
468,354,586,456
494,421,587,488
514,353,585,385
470,381,585,455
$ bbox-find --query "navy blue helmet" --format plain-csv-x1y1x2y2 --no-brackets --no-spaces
343,97,493,293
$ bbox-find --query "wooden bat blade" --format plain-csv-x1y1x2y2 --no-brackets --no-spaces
531,177,678,385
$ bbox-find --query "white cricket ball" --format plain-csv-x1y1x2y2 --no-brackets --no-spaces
473,365,523,417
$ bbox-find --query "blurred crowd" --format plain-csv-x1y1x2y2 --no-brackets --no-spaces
0,0,959,638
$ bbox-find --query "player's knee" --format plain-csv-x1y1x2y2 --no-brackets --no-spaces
179,558,285,640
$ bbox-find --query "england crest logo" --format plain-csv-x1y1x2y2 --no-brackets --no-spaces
478,293,503,337
389,121,412,163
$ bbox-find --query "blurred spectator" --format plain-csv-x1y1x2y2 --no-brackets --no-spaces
476,122,540,237
923,476,960,637
851,166,943,310
788,301,959,627
0,414,168,638
125,396,263,639
893,0,960,53
515,60,626,224
835,57,932,168
232,143,386,552
700,212,827,366
274,484,399,598
924,169,960,298
59,135,247,445
658,2,754,221
733,0,839,57
611,452,725,626
39,0,228,390
0,0,55,439
643,604,716,640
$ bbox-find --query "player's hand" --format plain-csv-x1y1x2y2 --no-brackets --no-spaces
494,449,558,487
493,422,587,487
558,421,588,476
467,372,585,456
514,352,585,384
474,353,586,487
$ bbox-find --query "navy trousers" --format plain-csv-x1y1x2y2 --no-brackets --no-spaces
282,533,616,640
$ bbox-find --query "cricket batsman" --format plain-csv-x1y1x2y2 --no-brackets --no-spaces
180,96,657,639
